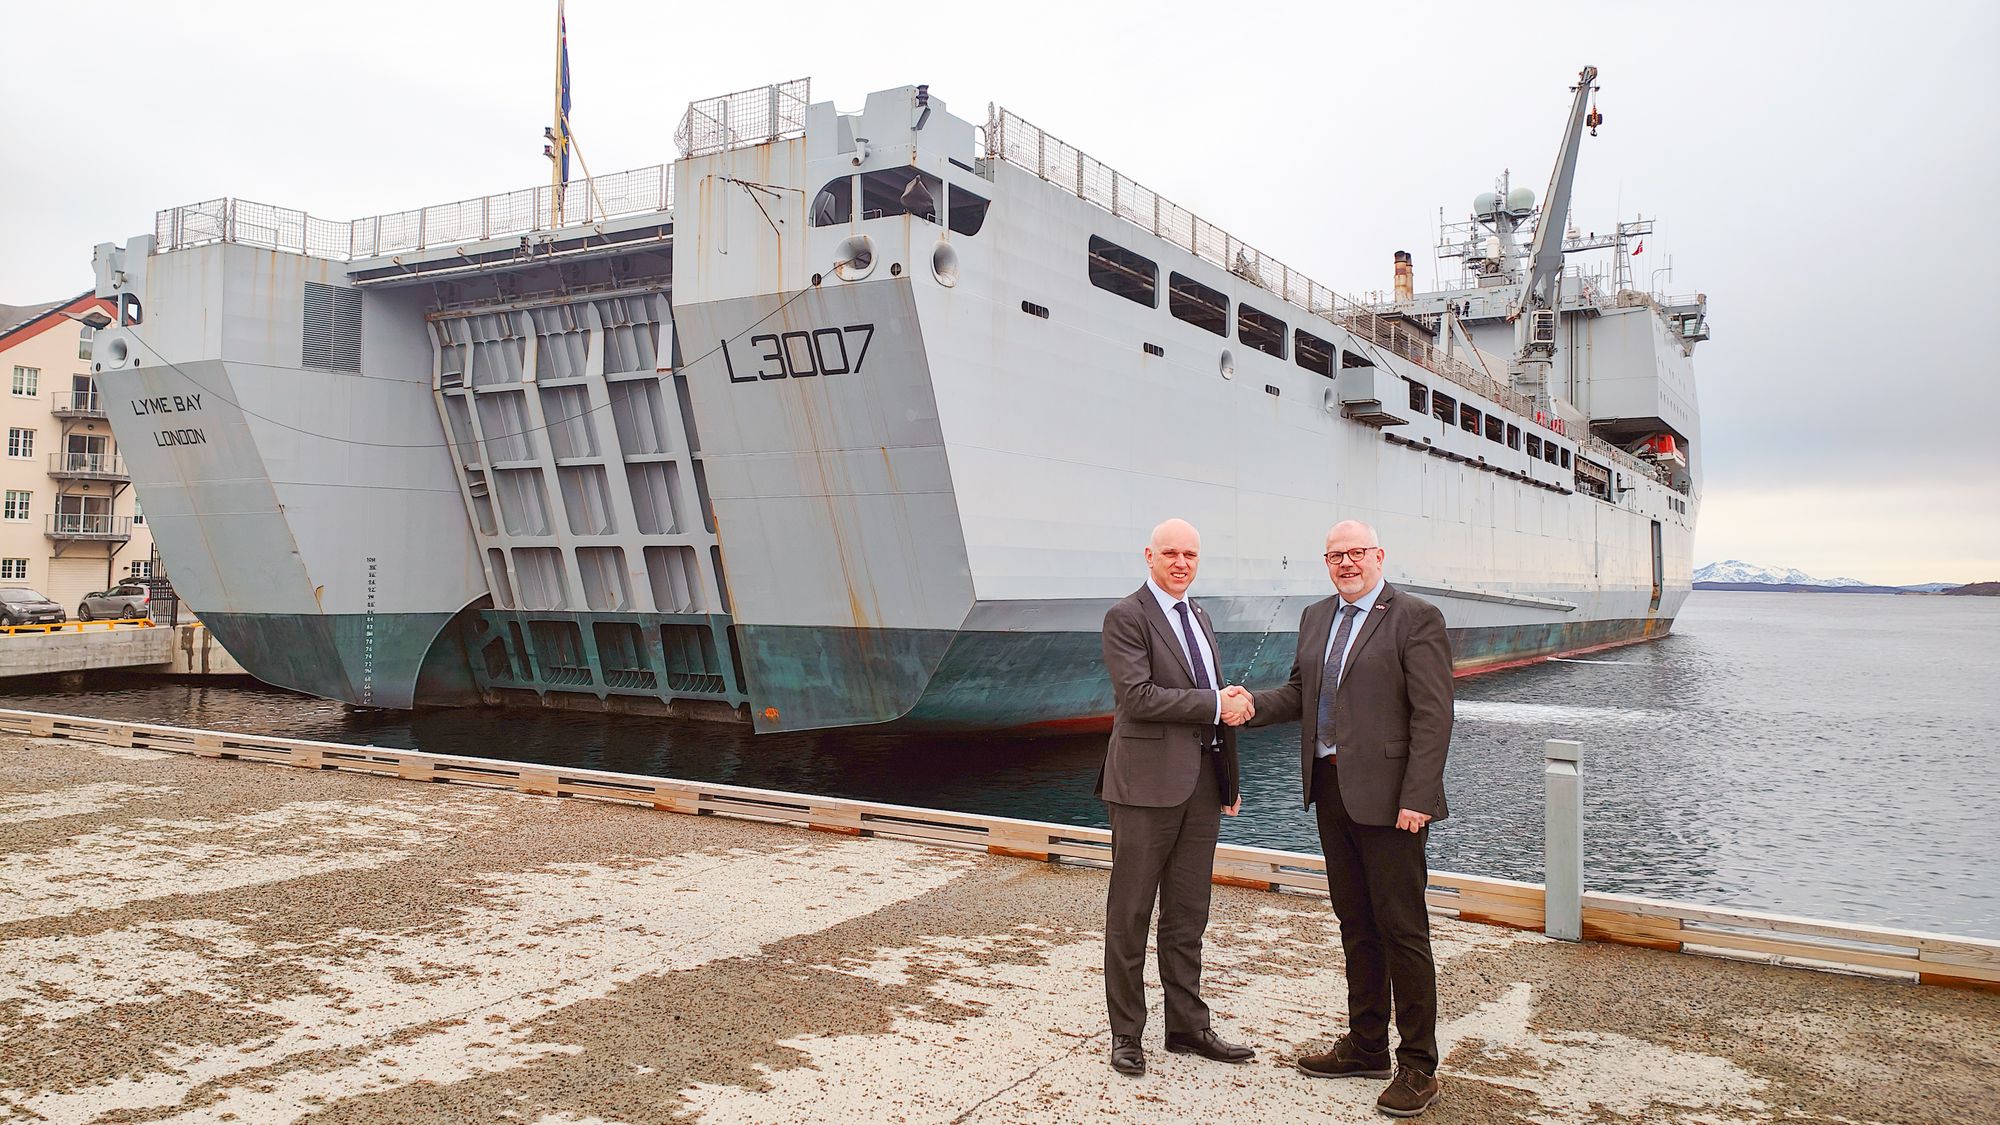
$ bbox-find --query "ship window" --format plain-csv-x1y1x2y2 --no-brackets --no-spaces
1460,404,1480,434
1021,300,1050,319
1088,236,1158,307
810,177,854,227
1526,434,1543,459
1341,350,1375,368
1484,414,1504,443
1506,424,1521,450
859,169,943,224
1545,441,1560,465
1295,329,1334,376
1168,272,1228,335
1561,448,1572,468
1237,304,1287,358
948,185,990,236
1431,392,1456,425
1406,379,1427,413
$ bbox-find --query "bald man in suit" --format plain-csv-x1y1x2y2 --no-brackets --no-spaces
1096,518,1255,1077
1249,520,1452,1118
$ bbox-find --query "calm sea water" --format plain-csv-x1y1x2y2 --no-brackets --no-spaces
3,591,1995,939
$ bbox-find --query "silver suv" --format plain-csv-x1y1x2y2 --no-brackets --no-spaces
77,582,150,621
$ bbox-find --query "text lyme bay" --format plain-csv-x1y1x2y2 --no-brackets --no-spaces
132,393,207,447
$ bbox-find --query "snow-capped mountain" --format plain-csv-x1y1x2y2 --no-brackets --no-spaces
1693,561,1871,587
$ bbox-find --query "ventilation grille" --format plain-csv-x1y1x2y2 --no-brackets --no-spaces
302,283,362,371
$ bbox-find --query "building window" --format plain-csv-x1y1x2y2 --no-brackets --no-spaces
6,429,31,459
132,501,145,525
0,559,25,580
129,559,153,578
1296,329,1335,377
3,491,29,521
1167,272,1228,336
1236,304,1287,359
11,367,38,398
78,325,95,360
1087,236,1158,307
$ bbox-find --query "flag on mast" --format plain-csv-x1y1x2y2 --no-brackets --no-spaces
555,1,571,184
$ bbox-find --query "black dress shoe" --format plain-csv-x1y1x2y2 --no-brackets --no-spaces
1110,1033,1145,1076
1165,1027,1255,1063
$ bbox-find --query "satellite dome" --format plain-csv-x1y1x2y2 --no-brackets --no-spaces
1473,192,1501,219
1505,187,1537,216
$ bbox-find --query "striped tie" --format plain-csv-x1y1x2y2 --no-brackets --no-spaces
1315,604,1362,752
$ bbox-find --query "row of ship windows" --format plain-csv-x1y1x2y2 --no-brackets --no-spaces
1086,236,1357,376
1082,232,1580,469
1406,381,1573,469
811,169,991,235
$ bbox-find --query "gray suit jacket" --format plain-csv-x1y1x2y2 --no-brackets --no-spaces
1096,585,1241,808
1250,583,1453,825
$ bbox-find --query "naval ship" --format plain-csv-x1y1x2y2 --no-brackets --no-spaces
86,68,1707,732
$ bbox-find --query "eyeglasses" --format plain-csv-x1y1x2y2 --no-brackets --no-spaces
1323,547,1381,564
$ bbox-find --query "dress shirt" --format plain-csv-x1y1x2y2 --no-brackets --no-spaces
1316,579,1385,758
1146,578,1222,724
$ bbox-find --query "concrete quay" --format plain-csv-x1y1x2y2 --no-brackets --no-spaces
2,733,1996,1125
0,623,245,680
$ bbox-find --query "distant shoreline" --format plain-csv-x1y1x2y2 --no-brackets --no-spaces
1694,581,1999,596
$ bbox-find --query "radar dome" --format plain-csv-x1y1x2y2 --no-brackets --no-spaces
1505,187,1537,216
1473,192,1501,219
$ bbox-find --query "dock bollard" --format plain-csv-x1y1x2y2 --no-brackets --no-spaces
1544,739,1583,941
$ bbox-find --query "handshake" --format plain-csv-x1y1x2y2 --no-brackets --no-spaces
1220,685,1256,726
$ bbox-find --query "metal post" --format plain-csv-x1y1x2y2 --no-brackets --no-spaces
1544,739,1582,941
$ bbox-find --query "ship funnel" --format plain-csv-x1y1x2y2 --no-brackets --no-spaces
1393,250,1414,303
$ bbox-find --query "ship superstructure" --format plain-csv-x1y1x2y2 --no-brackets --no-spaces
86,70,1705,731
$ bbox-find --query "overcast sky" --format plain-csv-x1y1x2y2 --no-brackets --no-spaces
3,1,1994,583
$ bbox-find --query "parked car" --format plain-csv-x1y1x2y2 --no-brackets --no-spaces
0,587,66,626
77,582,151,621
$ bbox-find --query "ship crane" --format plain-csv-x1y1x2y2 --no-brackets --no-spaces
1510,65,1600,409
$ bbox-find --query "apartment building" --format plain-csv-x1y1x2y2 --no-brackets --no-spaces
0,293,156,611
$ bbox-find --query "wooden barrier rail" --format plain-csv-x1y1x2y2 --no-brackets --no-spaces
3,706,1992,992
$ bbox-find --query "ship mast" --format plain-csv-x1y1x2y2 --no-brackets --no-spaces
544,0,571,228
1510,66,1600,411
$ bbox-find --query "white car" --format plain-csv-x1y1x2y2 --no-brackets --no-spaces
77,582,150,621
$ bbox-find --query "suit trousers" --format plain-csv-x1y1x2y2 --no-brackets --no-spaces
1313,754,1439,1072
1104,758,1221,1038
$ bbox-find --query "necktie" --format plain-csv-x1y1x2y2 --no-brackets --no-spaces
1172,602,1212,689
1315,604,1363,751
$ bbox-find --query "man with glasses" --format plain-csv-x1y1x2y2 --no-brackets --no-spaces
1246,520,1452,1118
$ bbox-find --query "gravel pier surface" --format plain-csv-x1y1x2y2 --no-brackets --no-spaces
2,735,1995,1124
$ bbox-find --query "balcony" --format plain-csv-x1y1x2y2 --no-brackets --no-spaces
46,513,132,541
51,391,108,420
48,451,127,481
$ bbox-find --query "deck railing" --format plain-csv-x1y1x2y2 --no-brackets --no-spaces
154,164,676,262
674,78,811,157
985,106,1675,489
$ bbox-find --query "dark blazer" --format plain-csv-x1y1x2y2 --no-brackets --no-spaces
1097,585,1241,808
1250,583,1452,826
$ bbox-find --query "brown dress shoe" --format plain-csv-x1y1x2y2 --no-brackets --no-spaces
1376,1065,1441,1117
1109,1033,1145,1077
1164,1027,1254,1063
1296,1031,1392,1079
